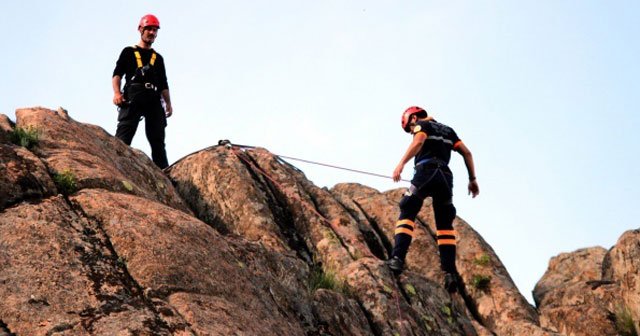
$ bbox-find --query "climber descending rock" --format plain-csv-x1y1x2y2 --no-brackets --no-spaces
387,106,479,293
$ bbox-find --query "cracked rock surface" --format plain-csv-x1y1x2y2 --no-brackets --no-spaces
1,107,638,335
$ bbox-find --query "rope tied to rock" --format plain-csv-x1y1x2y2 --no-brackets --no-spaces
218,139,411,183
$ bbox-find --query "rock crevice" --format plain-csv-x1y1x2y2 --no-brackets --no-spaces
1,107,639,335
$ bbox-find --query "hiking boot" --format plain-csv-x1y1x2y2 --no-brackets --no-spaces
386,256,404,274
444,272,460,293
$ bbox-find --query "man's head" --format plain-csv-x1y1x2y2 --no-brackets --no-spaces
401,106,428,133
138,14,160,46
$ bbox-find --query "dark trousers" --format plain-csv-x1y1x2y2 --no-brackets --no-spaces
391,163,458,274
115,97,168,169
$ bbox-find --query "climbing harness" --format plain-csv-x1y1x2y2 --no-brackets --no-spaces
130,45,157,86
133,46,156,68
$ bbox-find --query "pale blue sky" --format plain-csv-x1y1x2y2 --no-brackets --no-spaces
2,1,638,303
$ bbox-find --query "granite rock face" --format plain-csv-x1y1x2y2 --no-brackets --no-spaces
15,107,191,213
533,247,623,335
1,107,638,335
168,145,558,336
534,240,640,335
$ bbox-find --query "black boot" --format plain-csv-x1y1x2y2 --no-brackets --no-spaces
444,272,460,293
386,256,405,274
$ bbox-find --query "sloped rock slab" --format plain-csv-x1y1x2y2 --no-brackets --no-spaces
0,114,13,144
0,196,176,335
16,107,190,213
0,144,56,210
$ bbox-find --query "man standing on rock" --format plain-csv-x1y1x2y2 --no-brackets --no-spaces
387,106,479,293
112,14,172,169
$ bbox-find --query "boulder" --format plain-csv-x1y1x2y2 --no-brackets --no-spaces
15,107,190,213
603,229,640,329
169,146,482,335
0,196,178,335
332,183,555,336
6,106,640,335
534,247,623,335
534,247,608,305
0,114,13,143
166,146,292,252
0,144,56,210
71,189,325,334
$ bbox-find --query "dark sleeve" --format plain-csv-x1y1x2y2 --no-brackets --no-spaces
411,121,429,136
155,54,169,92
112,48,130,78
450,127,462,149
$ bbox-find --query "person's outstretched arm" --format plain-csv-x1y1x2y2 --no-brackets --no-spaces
455,142,479,197
392,132,427,182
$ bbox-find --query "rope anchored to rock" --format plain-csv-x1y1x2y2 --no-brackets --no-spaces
217,139,411,183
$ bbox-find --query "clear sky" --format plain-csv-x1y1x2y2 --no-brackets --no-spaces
2,1,639,303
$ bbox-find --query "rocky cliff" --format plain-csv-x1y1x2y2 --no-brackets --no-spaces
0,107,638,335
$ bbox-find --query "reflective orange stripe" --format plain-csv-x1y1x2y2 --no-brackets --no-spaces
437,239,456,246
436,230,456,236
395,228,415,237
396,219,415,228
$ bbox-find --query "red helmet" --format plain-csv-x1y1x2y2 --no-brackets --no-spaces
139,14,160,29
401,106,427,133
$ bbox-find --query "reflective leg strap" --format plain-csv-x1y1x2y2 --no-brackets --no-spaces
395,219,416,238
436,229,456,245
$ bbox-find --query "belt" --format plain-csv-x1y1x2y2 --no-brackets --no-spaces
415,158,447,168
129,82,157,91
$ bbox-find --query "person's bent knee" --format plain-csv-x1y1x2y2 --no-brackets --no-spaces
399,193,424,220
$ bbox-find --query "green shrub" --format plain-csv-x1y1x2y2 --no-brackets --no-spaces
308,267,351,296
10,126,40,149
440,305,454,324
471,274,491,291
473,254,491,266
404,283,417,296
54,169,78,195
615,305,638,336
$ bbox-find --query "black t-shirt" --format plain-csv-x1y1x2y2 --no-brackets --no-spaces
112,46,169,92
412,119,462,165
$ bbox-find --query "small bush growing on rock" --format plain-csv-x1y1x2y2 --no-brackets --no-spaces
309,267,338,291
614,305,637,336
473,254,491,266
440,305,454,325
10,126,40,149
309,267,351,296
54,169,78,195
471,274,491,291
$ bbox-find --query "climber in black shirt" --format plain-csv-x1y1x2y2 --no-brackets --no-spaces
112,14,172,169
387,106,479,293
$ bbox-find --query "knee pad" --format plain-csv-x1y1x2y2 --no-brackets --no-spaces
399,194,424,220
